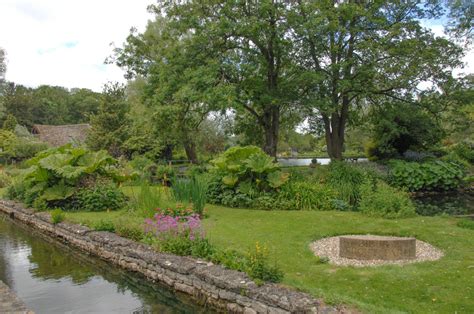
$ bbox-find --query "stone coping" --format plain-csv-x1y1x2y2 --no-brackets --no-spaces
0,280,33,313
0,200,350,314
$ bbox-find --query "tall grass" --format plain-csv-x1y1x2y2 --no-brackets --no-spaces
129,180,163,217
172,176,208,215
327,161,366,207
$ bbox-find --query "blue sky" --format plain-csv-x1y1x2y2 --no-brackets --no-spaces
0,1,472,92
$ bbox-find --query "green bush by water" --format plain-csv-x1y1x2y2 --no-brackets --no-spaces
359,180,416,218
51,208,65,224
388,159,465,191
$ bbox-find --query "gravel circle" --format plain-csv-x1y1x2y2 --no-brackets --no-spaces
310,235,444,267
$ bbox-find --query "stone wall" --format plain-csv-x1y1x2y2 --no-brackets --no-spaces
0,200,346,314
0,280,33,313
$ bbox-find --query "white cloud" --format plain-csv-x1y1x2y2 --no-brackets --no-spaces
0,0,153,91
0,2,472,92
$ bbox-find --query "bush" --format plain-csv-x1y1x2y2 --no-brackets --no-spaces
211,145,289,191
359,180,416,219
452,142,474,164
0,130,47,163
172,176,208,215
277,182,336,211
388,159,465,191
6,145,125,209
50,208,65,224
327,161,366,207
71,185,126,212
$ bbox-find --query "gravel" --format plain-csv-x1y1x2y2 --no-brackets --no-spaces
310,235,444,267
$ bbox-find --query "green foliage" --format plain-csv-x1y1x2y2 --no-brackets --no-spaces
114,219,144,241
72,185,126,212
245,242,284,284
8,145,122,209
171,176,208,215
367,103,444,159
50,208,65,224
359,180,416,219
2,114,17,131
128,156,176,185
87,82,130,157
457,219,474,230
212,146,289,191
128,181,163,217
92,219,116,232
327,161,366,207
0,129,47,163
151,233,283,283
388,160,465,191
451,141,474,164
277,182,337,211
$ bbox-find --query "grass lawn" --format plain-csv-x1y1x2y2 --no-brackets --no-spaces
62,201,474,314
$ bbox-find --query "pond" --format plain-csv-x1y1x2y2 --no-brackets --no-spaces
277,157,368,166
0,215,210,314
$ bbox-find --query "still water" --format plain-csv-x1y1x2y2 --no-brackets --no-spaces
0,216,210,314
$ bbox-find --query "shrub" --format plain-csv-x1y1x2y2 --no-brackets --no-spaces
457,219,474,230
72,185,126,212
211,146,289,191
388,159,465,191
172,176,208,215
327,161,366,206
0,130,47,163
50,208,65,224
7,145,124,209
277,182,336,211
359,180,416,219
451,142,474,164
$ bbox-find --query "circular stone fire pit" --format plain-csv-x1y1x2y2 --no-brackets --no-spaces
339,235,416,260
310,235,443,267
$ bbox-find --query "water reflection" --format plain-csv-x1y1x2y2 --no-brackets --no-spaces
0,215,210,314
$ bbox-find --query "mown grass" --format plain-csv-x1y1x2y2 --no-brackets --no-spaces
61,188,473,313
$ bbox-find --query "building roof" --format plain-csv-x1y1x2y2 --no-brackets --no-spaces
32,124,91,147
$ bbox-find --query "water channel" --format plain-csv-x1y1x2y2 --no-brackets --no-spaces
0,215,210,314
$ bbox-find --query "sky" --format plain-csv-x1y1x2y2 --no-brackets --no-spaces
0,1,472,92
0,0,153,92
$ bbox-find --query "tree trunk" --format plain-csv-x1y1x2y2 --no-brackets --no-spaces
183,139,198,164
262,105,280,158
323,113,345,161
161,144,173,161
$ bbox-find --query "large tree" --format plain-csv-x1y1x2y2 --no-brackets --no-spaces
113,16,230,163
290,0,463,159
115,1,301,158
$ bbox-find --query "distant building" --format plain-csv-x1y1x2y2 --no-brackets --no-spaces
32,124,91,147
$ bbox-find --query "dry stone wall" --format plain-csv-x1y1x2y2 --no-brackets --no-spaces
0,200,347,314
